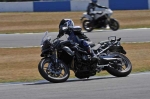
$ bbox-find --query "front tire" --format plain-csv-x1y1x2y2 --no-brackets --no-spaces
38,58,70,83
109,19,119,31
82,20,94,32
106,53,132,77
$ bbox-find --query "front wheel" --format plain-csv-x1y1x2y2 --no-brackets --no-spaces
82,20,94,32
106,52,132,77
38,58,70,83
109,19,119,31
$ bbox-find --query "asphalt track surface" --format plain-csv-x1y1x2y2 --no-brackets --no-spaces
0,28,150,99
0,28,150,48
0,72,150,99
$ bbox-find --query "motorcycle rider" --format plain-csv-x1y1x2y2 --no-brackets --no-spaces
87,0,108,25
57,19,98,62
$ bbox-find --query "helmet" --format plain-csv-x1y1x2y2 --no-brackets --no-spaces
91,0,97,4
59,19,74,29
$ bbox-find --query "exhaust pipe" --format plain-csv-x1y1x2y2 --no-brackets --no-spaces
103,58,121,61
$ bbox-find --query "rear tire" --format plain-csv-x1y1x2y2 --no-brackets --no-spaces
109,19,119,31
82,20,94,32
106,53,132,77
38,58,70,83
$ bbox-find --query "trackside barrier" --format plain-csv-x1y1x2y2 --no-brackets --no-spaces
33,1,71,12
0,0,150,12
109,0,149,10
0,2,33,12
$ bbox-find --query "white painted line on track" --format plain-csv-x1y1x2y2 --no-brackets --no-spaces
123,41,150,44
1,42,150,49
0,28,150,35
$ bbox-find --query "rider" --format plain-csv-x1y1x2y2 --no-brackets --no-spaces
87,0,108,24
57,19,97,62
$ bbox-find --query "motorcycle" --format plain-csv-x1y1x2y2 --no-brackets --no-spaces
80,8,120,32
38,31,132,83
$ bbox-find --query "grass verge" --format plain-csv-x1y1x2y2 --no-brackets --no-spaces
0,43,150,83
0,10,150,33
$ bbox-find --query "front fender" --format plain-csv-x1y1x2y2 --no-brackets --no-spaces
109,18,119,24
62,46,74,56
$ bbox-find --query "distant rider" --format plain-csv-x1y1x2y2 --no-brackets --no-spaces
57,19,98,62
87,0,108,25
87,0,108,15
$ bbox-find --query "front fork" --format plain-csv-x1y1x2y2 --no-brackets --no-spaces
54,49,59,68
105,15,111,25
54,49,58,63
50,49,59,68
47,49,61,75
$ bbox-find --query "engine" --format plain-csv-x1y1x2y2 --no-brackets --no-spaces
74,54,97,79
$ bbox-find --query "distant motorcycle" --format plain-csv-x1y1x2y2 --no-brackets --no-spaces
81,8,119,32
38,31,132,83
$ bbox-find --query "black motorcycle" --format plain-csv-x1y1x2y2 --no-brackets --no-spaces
81,8,119,32
38,32,132,83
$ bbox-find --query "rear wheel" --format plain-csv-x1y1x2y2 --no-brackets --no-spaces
38,58,70,83
82,20,94,32
109,19,119,31
106,52,132,77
